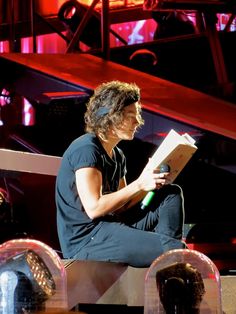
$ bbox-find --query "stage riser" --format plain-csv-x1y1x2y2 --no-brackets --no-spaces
64,260,236,313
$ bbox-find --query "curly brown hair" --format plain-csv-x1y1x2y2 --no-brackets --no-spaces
84,81,144,137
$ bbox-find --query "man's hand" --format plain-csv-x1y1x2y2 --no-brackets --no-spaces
137,161,170,192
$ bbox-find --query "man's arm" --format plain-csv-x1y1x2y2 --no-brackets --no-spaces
76,165,169,220
117,177,147,211
75,167,141,219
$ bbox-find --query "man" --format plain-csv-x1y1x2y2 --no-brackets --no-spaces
56,80,186,267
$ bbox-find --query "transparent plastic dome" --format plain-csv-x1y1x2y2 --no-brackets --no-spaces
144,249,222,313
0,238,68,313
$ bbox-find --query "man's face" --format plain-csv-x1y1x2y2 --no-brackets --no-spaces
111,102,142,141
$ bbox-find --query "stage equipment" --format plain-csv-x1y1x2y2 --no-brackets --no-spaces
152,11,195,39
58,0,101,49
129,49,158,74
0,238,67,313
143,0,236,12
0,187,11,225
156,262,205,313
0,250,56,313
144,249,223,313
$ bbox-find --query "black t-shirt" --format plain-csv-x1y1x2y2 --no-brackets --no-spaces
55,133,126,258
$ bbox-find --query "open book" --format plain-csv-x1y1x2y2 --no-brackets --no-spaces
148,129,198,183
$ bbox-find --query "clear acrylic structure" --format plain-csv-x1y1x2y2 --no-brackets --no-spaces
0,238,68,313
144,249,222,313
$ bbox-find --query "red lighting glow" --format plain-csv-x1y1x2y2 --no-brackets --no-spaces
0,1,235,124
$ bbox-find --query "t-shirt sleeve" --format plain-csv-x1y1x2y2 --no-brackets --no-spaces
69,144,103,172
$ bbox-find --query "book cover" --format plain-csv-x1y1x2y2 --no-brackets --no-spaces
148,129,198,183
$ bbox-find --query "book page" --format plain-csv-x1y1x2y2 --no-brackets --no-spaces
182,132,197,146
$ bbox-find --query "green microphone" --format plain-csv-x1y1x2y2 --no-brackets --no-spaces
140,164,170,210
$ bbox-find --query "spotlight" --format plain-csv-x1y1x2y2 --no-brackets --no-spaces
129,49,158,74
145,249,223,313
155,262,205,313
0,249,56,313
58,0,101,48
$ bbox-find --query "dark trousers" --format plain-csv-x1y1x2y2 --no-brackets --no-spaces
73,184,185,267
